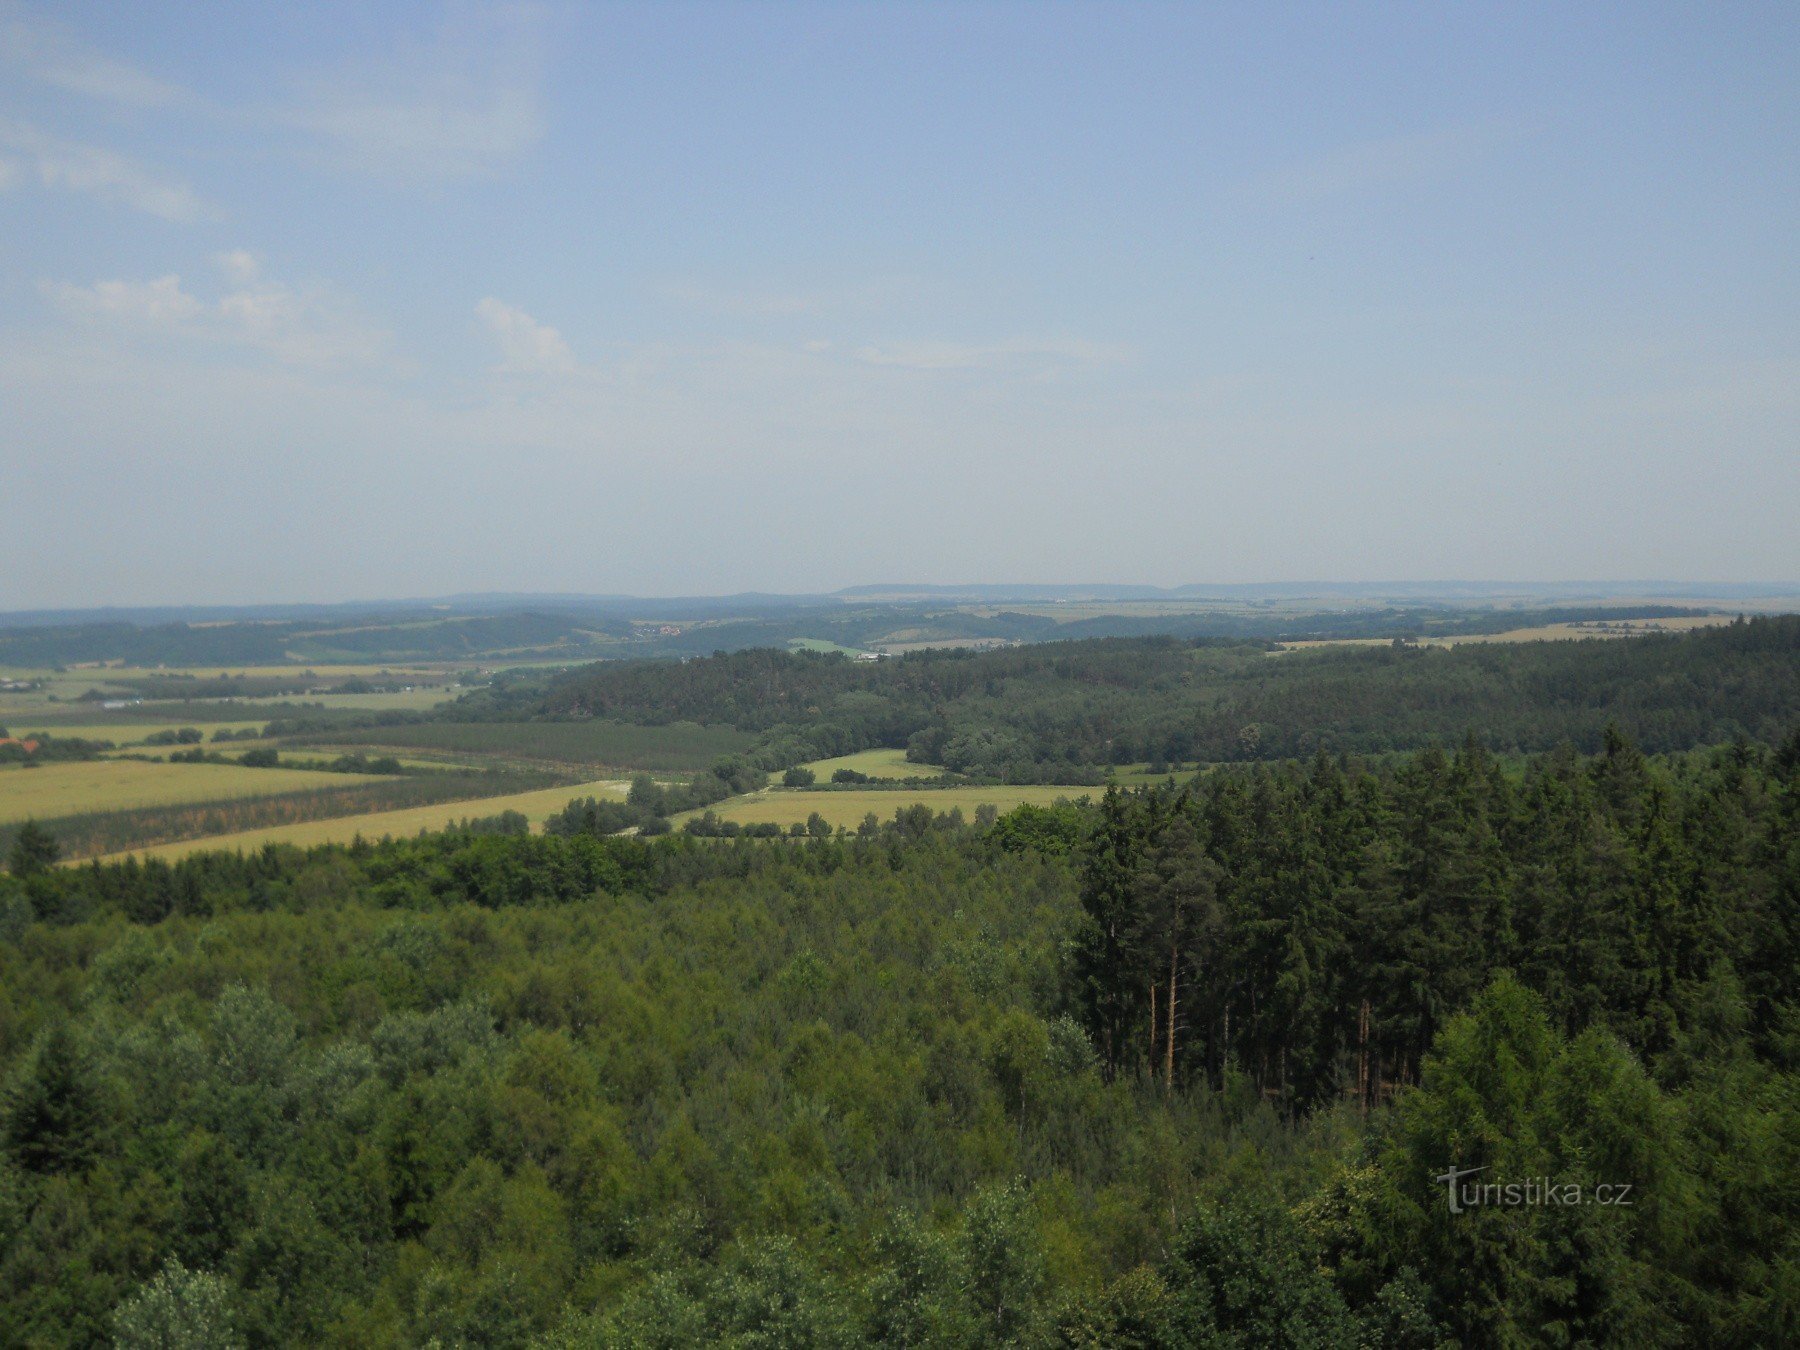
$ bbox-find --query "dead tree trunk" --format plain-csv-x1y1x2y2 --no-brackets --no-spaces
1165,942,1178,1088
1148,981,1158,1082
1356,999,1370,1115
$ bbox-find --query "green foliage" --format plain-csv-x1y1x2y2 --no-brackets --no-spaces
111,1259,244,1349
2,1021,104,1175
0,731,1794,1344
534,618,1800,772
1159,1197,1361,1347
6,821,59,877
987,802,1089,857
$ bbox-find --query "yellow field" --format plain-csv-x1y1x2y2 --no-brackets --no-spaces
674,785,1092,831
798,749,944,780
0,760,377,824
106,778,631,862
1275,614,1734,653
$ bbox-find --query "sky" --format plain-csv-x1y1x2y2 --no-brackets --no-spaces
1,0,1796,607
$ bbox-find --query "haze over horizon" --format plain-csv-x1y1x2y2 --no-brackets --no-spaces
5,577,1800,626
3,1,1797,608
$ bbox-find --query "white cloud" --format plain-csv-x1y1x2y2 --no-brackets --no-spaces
0,3,189,107
216,250,261,286
0,157,17,190
46,259,395,370
49,274,204,325
283,9,545,182
475,297,575,375
0,118,207,220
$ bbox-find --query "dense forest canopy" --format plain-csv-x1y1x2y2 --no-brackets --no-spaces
2,728,1797,1345
511,616,1800,777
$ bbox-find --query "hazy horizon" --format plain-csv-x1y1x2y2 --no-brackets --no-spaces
3,1,1796,608
5,577,1800,625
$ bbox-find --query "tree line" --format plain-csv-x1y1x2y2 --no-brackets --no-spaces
518,616,1800,777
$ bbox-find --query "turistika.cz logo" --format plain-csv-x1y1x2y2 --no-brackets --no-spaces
1434,1165,1634,1214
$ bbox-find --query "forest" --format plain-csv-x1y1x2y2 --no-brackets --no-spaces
515,616,1800,775
2,726,1796,1346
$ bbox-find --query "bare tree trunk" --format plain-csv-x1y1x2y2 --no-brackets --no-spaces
1165,941,1178,1087
1149,981,1158,1081
1357,999,1370,1115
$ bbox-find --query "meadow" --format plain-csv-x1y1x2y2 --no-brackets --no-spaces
1101,762,1207,788
796,748,943,779
673,783,1093,830
0,759,374,824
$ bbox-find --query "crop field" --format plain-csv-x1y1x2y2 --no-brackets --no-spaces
302,720,755,770
0,759,374,824
786,638,873,657
1274,614,1735,653
0,666,464,723
673,784,1093,831
798,748,944,779
108,777,632,862
228,688,454,712
4,766,561,862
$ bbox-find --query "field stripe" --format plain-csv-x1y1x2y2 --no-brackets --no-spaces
98,778,629,862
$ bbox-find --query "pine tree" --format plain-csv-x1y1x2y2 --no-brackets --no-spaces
6,821,58,878
3,1021,103,1175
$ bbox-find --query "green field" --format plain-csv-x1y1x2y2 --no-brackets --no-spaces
109,777,632,861
1103,762,1208,787
303,720,755,769
674,784,1093,831
0,759,380,824
797,748,944,779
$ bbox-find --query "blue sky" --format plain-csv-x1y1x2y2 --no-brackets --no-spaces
2,1,1796,606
